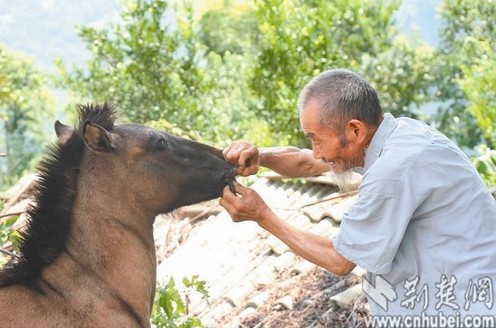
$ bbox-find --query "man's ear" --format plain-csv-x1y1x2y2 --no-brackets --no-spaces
82,121,115,152
54,120,74,145
346,119,366,142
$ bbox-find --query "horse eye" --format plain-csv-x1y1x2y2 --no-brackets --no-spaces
155,138,168,151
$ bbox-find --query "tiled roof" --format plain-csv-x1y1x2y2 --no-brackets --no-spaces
155,172,368,327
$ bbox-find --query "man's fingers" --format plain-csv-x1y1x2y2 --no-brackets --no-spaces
220,183,264,224
220,185,244,221
219,195,233,212
222,185,237,199
231,181,248,196
221,182,248,200
239,149,256,168
222,146,240,164
222,142,258,175
221,146,231,160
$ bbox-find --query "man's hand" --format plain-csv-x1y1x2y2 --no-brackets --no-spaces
222,141,260,176
219,182,270,224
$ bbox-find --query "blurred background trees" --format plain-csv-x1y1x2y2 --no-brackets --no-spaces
0,46,54,187
1,0,495,189
432,0,495,149
250,0,433,145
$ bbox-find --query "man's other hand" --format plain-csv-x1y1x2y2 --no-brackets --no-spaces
219,182,270,224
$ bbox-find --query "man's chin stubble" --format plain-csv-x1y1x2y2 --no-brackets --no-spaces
328,162,358,192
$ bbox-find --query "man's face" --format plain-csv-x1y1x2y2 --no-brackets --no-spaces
300,100,366,175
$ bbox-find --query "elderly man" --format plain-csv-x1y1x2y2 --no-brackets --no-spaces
220,69,496,319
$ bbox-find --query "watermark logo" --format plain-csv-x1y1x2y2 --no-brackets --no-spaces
362,274,397,311
435,274,459,311
465,277,494,311
366,311,496,328
363,274,494,312
401,275,428,311
363,274,496,328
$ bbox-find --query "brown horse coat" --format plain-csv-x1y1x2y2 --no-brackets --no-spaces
0,104,235,327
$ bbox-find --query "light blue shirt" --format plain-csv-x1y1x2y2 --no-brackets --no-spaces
334,114,496,316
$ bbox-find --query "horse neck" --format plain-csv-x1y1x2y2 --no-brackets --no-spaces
43,170,157,323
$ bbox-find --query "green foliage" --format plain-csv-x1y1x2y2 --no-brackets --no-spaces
198,51,259,146
0,215,21,254
0,200,21,266
432,0,496,148
471,145,496,187
56,0,239,144
0,46,54,189
151,275,208,328
458,41,496,148
361,37,434,119
250,0,434,146
58,0,437,148
198,1,258,56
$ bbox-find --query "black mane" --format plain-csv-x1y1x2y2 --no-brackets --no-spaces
0,103,117,288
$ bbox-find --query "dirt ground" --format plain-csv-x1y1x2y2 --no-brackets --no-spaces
226,268,370,328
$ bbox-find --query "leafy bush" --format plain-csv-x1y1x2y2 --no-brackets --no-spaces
471,145,496,187
0,202,22,266
151,275,209,328
0,216,21,251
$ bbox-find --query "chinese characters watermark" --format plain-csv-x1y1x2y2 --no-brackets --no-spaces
363,274,494,313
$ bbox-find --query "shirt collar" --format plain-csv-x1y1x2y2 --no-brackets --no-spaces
364,113,397,171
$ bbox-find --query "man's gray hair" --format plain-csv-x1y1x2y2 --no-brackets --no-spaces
298,68,383,133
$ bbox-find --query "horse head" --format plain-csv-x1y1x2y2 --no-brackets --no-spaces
55,103,236,216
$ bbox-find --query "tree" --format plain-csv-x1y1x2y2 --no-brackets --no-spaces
58,0,437,148
0,46,53,188
433,0,496,148
57,0,269,147
249,0,434,146
458,41,496,148
197,1,258,57
57,0,236,144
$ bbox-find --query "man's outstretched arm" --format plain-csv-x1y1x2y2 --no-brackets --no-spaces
222,141,329,178
219,183,356,276
259,147,329,178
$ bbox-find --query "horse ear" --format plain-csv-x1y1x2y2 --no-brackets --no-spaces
82,121,115,152
54,120,74,145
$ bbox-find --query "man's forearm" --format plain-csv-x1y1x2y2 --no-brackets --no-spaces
258,208,355,276
259,147,329,178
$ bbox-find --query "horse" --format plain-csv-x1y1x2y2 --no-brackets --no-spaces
0,103,235,328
